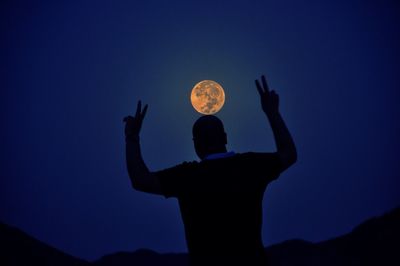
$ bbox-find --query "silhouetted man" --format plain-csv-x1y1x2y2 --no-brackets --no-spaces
124,75,297,266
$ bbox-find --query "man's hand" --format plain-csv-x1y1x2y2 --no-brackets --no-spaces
123,100,162,195
123,101,148,140
255,74,297,171
255,75,279,116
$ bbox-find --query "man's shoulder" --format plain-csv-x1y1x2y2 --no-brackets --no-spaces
233,151,278,159
172,160,199,171
180,160,199,166
232,152,282,171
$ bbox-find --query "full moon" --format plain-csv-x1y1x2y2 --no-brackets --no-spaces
190,80,225,115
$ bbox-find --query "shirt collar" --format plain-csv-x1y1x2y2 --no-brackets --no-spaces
202,151,236,161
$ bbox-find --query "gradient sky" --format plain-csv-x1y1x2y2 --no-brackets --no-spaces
1,0,399,261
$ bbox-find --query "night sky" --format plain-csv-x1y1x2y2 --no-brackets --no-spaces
1,0,399,261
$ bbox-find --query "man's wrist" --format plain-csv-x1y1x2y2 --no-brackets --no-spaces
125,134,140,143
265,110,280,119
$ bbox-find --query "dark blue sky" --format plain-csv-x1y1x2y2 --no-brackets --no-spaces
1,0,399,261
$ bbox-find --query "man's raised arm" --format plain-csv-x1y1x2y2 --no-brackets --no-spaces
124,101,163,195
255,75,297,171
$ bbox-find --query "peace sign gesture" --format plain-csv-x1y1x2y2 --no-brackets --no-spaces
255,75,280,116
123,101,148,140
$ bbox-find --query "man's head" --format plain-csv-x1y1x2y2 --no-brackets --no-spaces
192,115,227,159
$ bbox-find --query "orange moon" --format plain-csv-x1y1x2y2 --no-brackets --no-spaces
190,80,225,115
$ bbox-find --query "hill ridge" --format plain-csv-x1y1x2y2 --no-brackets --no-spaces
1,206,399,266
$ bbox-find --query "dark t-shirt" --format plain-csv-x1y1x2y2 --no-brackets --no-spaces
155,152,282,266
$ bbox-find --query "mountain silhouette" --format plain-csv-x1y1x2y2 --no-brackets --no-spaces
0,222,90,266
1,207,399,266
94,249,189,266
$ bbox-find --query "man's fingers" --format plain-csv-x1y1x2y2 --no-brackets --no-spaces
123,116,133,122
135,101,142,117
262,75,269,92
141,104,148,119
270,90,279,103
255,80,263,96
128,100,148,123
